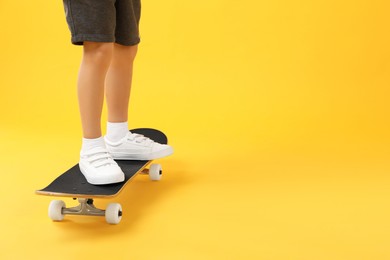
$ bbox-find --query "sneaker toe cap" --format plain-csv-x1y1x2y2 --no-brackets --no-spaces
152,143,173,157
80,163,125,185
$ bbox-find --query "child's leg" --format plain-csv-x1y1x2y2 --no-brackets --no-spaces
77,41,125,185
105,43,138,123
103,43,173,160
78,42,114,139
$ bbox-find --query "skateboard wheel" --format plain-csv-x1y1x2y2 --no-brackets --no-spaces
149,164,162,181
105,203,122,224
48,200,65,221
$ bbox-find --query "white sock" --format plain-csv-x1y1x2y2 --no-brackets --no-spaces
81,136,106,153
106,121,129,142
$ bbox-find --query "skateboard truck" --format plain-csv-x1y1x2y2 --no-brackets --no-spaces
63,198,107,217
48,198,123,224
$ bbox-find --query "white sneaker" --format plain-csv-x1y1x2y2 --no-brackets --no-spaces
79,147,125,185
104,132,173,160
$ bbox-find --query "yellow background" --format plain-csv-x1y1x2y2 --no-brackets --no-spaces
1,0,390,259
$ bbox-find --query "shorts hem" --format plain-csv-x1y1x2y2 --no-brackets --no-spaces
115,37,141,46
71,34,140,46
71,34,115,46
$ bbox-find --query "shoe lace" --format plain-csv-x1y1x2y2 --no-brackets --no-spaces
127,133,153,146
83,148,116,168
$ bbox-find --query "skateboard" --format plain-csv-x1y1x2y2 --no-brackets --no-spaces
36,128,168,224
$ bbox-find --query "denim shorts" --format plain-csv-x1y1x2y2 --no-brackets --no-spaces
63,0,141,46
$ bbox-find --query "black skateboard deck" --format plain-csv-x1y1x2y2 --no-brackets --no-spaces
36,128,168,224
36,128,167,198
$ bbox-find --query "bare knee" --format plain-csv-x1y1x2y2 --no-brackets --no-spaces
82,42,114,66
114,43,138,63
125,44,138,61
